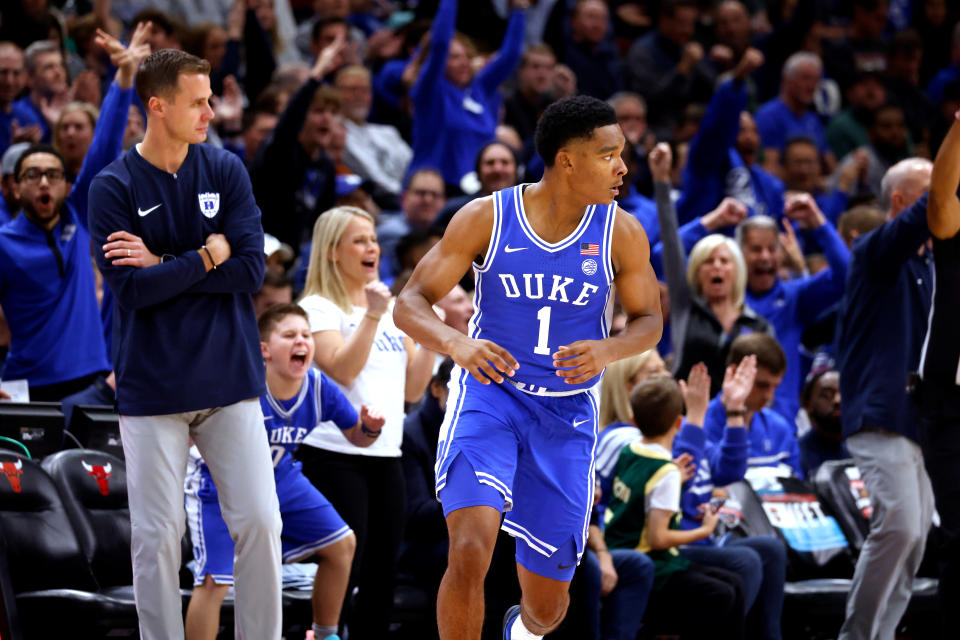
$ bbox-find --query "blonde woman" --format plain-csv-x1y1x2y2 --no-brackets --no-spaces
296,206,434,639
53,101,97,180
650,143,772,395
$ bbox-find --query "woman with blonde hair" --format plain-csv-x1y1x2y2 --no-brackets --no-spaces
54,101,98,180
296,206,435,639
650,143,772,395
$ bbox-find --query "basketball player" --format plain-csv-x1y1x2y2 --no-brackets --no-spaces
394,95,662,640
185,304,385,640
919,109,960,638
88,50,282,638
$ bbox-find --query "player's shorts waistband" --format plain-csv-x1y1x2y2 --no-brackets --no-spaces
505,379,589,397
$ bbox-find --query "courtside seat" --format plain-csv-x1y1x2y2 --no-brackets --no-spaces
42,449,132,587
0,450,138,638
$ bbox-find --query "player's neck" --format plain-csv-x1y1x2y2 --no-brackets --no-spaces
522,179,592,237
139,127,191,175
266,369,303,401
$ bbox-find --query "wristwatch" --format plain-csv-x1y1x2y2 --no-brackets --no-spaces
161,254,176,263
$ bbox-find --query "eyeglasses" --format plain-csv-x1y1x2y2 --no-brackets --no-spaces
19,167,65,183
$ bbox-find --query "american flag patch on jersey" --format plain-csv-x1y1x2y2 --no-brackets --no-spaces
580,243,599,255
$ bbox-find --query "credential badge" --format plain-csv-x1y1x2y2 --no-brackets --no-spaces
198,192,220,218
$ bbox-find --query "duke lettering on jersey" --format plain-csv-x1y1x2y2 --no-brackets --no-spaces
470,185,616,393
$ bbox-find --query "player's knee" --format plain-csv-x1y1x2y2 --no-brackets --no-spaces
523,592,569,631
447,531,496,578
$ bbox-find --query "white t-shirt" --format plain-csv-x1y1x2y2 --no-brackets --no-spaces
299,294,408,457
641,442,682,513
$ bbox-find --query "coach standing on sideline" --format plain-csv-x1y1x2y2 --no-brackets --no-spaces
834,157,935,640
88,50,282,639
919,109,960,639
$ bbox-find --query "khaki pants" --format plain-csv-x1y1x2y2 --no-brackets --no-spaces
120,399,282,640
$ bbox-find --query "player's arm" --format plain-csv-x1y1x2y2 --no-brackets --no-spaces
554,209,663,385
928,114,960,240
403,336,436,403
394,197,520,385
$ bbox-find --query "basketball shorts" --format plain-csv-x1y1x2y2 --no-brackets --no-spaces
185,454,351,585
435,366,599,581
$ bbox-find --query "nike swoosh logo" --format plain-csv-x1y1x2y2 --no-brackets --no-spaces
138,204,161,217
573,418,590,427
557,562,576,570
504,245,527,253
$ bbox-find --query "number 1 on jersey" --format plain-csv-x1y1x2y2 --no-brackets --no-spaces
534,306,552,355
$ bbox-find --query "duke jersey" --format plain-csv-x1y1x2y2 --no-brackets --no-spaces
260,368,359,469
473,185,615,393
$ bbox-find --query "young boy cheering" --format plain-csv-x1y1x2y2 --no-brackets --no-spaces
184,303,385,640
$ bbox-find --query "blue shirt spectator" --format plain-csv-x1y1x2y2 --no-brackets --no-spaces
741,208,850,423
704,393,802,477
677,77,784,226
407,0,524,190
560,0,621,100
0,80,132,396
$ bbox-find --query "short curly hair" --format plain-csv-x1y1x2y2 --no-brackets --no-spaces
534,95,618,168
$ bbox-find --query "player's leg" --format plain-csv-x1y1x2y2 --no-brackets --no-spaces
119,413,192,639
511,562,571,636
439,502,503,640
185,576,230,640
435,373,521,640
502,388,599,639
184,457,237,640
192,399,282,640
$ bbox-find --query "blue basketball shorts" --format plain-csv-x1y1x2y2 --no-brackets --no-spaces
435,366,600,581
185,455,352,585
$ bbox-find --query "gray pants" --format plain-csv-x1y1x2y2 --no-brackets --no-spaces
120,399,283,640
838,430,934,640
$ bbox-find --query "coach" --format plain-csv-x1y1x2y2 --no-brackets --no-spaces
835,158,935,640
919,110,960,639
88,50,282,639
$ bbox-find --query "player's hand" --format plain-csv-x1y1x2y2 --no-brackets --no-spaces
553,340,611,385
647,142,672,184
673,452,696,484
721,354,756,412
598,551,618,596
205,233,232,265
360,404,385,433
103,230,161,267
449,335,518,385
0,388,10,400
363,280,392,318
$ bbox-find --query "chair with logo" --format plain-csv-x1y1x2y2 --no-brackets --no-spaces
0,449,138,638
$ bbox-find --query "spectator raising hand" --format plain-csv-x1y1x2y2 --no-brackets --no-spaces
680,361,711,426
94,21,152,89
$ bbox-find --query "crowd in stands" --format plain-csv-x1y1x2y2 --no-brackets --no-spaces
0,0,958,637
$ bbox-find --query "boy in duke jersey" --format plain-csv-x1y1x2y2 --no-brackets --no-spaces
184,304,385,640
395,96,662,640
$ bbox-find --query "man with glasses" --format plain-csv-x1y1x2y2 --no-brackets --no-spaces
378,168,446,281
0,31,144,401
